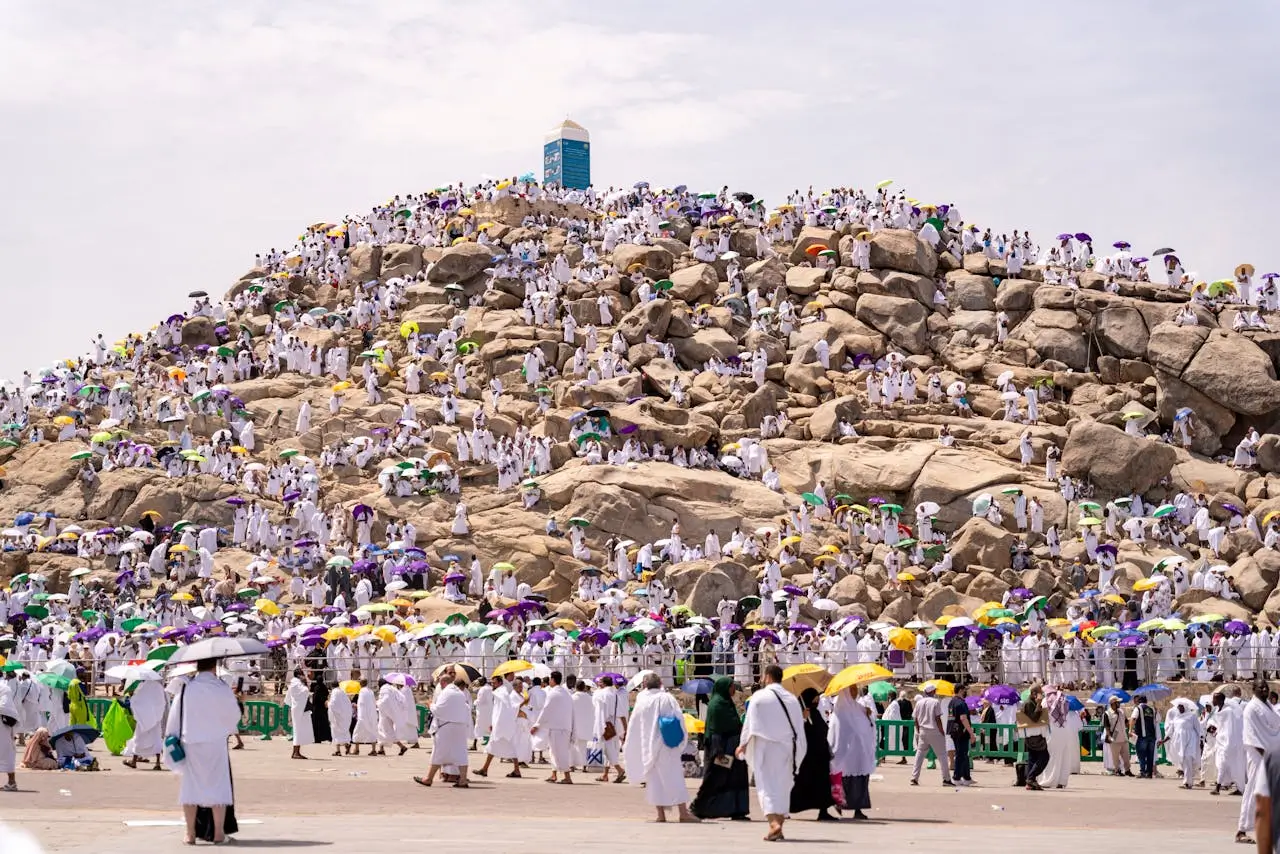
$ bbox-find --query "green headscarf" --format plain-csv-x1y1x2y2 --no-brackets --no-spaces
705,676,742,737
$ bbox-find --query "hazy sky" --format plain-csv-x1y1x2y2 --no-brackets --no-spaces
2,1,1277,380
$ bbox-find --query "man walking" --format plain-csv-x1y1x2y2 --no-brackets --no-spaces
910,683,953,787
948,684,975,786
1131,694,1159,779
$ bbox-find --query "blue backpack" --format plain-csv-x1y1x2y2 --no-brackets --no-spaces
658,715,684,748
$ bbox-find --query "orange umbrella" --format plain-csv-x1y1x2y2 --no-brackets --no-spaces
804,244,828,257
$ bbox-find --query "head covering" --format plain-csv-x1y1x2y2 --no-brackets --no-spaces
800,687,821,709
1045,685,1069,728
704,676,741,737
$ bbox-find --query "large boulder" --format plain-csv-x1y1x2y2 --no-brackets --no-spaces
426,242,495,283
1013,309,1089,370
789,227,840,264
949,518,1015,571
947,273,997,311
807,396,864,441
668,263,719,304
618,300,671,345
855,294,929,353
1094,304,1149,360
381,243,424,278
180,317,218,348
1146,322,1208,375
1182,331,1280,416
611,244,675,278
785,266,827,296
347,244,382,282
994,279,1039,312
673,327,738,367
1060,420,1177,494
1154,370,1234,456
869,229,938,277
745,258,786,291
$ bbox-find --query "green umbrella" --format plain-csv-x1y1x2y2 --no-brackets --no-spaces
358,350,383,359
191,390,212,403
236,588,259,599
80,609,98,620
927,630,946,642
895,538,918,549
279,449,300,458
70,450,94,461
215,346,236,357
925,216,946,233
738,595,761,610
611,629,644,644
121,617,147,633
29,593,49,603
574,433,602,445
654,279,674,291
364,603,396,613
801,492,823,506
868,681,896,702
326,556,352,568
834,494,854,504
272,300,294,312
90,431,114,443
24,604,48,619
147,644,180,662
172,519,195,531
568,517,590,527
880,503,904,514
0,439,19,449
35,673,71,690
10,574,29,586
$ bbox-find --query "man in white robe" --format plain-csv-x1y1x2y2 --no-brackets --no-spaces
376,679,408,756
328,684,353,756
1238,683,1280,843
415,669,471,788
351,684,379,754
593,675,628,782
739,665,807,841
123,676,167,770
164,658,242,845
570,676,595,769
624,672,696,822
0,679,17,791
472,676,495,749
476,673,530,778
532,670,575,783
284,671,315,759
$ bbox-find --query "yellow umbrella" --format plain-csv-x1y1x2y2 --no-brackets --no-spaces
782,663,831,695
168,544,190,553
332,381,352,392
887,628,916,652
825,663,893,697
1132,577,1160,592
492,659,533,678
458,207,475,216
373,626,398,643
820,545,841,555
429,371,450,381
684,713,705,735
552,618,577,630
451,235,471,245
53,415,74,426
934,615,953,626
898,572,916,582
340,680,361,695
1101,593,1126,605
780,535,802,547
172,592,194,602
389,598,413,608
918,679,955,697
400,321,419,339
324,627,350,641
812,554,837,564
255,599,280,617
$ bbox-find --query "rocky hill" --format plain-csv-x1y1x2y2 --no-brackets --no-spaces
3,187,1277,631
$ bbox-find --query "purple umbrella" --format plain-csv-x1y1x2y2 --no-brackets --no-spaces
788,623,813,633
750,629,780,645
300,635,325,647
1096,544,1118,556
404,547,426,558
198,620,222,631
965,696,984,712
282,491,301,503
1056,233,1074,241
528,630,553,643
974,628,1000,646
598,672,625,684
225,602,249,613
319,606,341,615
225,497,246,506
443,572,465,583
266,638,286,649
781,585,804,596
516,599,546,614
353,560,378,573
161,627,187,640
1009,587,1032,598
1222,503,1243,515
1113,241,1130,250
294,539,316,549
723,623,742,632
945,625,974,643
1224,620,1251,636
29,636,51,646
352,504,372,520
983,684,1020,706
1074,232,1092,243
619,424,638,434
1118,635,1147,647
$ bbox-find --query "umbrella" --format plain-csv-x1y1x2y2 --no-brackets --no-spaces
918,679,956,697
982,684,1020,706
680,677,716,695
168,637,267,664
492,659,533,678
51,724,101,746
824,663,892,696
781,664,831,696
1091,687,1131,704
1134,684,1172,700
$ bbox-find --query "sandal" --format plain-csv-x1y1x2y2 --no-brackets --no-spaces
453,782,469,788
1,783,17,792
413,776,432,787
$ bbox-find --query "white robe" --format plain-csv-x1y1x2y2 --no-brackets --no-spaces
352,687,379,744
429,683,471,767
623,688,688,806
285,679,316,746
328,688,353,745
125,680,167,757
741,684,808,817
164,673,242,807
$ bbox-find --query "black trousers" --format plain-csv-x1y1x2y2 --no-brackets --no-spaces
1025,745,1050,784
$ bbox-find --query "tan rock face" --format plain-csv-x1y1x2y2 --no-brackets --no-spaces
1060,420,1177,494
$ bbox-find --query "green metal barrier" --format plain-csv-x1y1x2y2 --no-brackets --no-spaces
240,700,285,739
876,719,916,760
971,722,1021,761
85,697,111,729
417,705,432,736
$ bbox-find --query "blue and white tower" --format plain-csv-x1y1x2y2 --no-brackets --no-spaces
543,118,590,190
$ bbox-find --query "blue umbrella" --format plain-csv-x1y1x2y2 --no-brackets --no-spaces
1091,687,1131,705
1134,684,1171,700
681,678,715,695
1066,696,1084,712
51,724,100,745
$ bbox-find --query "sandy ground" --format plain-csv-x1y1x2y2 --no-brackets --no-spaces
0,737,1249,854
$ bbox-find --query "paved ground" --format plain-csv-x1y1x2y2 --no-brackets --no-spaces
0,738,1249,853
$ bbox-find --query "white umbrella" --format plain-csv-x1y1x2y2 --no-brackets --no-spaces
996,370,1014,388
972,494,993,516
169,637,268,664
1000,390,1021,402
627,669,658,691
811,598,839,611
385,580,409,592
915,501,941,517
947,617,975,628
947,381,966,397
